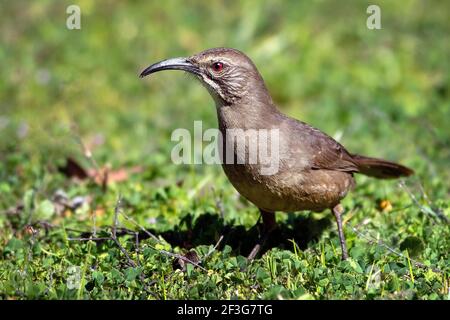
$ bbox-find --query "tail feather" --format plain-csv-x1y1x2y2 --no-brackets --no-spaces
352,154,414,179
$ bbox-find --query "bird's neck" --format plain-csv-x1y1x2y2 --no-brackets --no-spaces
216,96,280,132
212,72,282,130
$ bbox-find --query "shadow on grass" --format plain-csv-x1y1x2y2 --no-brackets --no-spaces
149,212,331,257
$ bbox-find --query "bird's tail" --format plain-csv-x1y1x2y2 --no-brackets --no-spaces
352,154,414,179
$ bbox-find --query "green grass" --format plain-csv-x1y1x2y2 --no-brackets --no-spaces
0,0,449,299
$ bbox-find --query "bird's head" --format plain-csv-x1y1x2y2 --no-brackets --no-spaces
140,48,269,105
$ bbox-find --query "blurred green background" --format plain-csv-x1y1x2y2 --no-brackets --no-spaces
0,0,449,299
1,0,448,181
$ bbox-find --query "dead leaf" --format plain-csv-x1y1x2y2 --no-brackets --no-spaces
173,250,200,271
58,157,143,187
58,157,89,180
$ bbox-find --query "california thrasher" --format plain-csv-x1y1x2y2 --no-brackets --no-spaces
140,47,413,260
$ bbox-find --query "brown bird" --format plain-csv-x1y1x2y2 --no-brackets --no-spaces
140,47,413,260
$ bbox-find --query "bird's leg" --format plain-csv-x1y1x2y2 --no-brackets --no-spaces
332,204,348,260
247,210,276,260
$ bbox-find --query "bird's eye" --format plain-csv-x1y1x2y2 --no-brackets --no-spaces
212,62,224,72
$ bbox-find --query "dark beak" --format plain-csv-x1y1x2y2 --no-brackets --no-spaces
139,57,200,78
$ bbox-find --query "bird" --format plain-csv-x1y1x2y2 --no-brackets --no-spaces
139,47,414,260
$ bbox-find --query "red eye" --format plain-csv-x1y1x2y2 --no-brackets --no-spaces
212,62,223,72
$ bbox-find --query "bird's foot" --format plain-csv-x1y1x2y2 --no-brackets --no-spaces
332,204,349,260
247,231,271,261
247,210,277,261
247,243,262,261
247,225,278,261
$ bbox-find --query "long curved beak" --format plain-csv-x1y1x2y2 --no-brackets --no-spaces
139,57,200,78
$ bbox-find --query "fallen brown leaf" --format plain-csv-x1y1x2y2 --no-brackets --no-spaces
58,157,143,187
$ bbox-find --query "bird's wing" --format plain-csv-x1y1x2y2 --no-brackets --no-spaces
293,120,359,173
